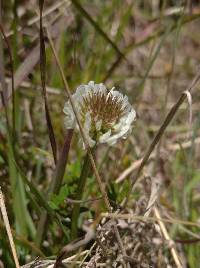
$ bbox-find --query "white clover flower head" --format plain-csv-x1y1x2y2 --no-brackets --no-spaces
63,81,136,147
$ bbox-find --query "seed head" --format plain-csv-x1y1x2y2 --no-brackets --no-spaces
63,81,136,147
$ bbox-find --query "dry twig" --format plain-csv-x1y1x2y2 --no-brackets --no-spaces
0,188,20,268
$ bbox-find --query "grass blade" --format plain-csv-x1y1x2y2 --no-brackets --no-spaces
14,160,68,238
50,129,74,194
39,0,57,164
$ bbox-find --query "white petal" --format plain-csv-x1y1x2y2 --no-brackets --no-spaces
99,83,107,93
106,87,114,100
105,124,131,145
75,85,87,98
63,102,71,114
82,112,96,148
99,129,111,143
84,112,91,131
63,102,75,129
82,135,96,149
105,133,124,145
110,90,123,101
88,81,95,89
64,117,75,129
95,119,102,131
113,121,123,132
125,109,136,124
88,81,95,86
121,96,129,109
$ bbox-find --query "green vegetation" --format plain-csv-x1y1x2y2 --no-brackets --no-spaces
0,1,200,267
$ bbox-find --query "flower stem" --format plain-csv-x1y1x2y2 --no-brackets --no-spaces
71,151,93,240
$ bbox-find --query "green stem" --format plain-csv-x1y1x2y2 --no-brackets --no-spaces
71,151,92,240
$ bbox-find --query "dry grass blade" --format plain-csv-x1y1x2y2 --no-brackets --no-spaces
116,158,143,183
167,136,200,151
144,176,162,217
101,213,200,228
0,188,20,268
184,90,192,124
154,207,182,268
122,70,200,209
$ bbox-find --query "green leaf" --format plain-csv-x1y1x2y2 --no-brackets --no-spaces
49,184,76,210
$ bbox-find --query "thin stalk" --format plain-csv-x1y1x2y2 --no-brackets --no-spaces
71,152,91,240
11,0,19,138
49,129,74,195
0,2,7,102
